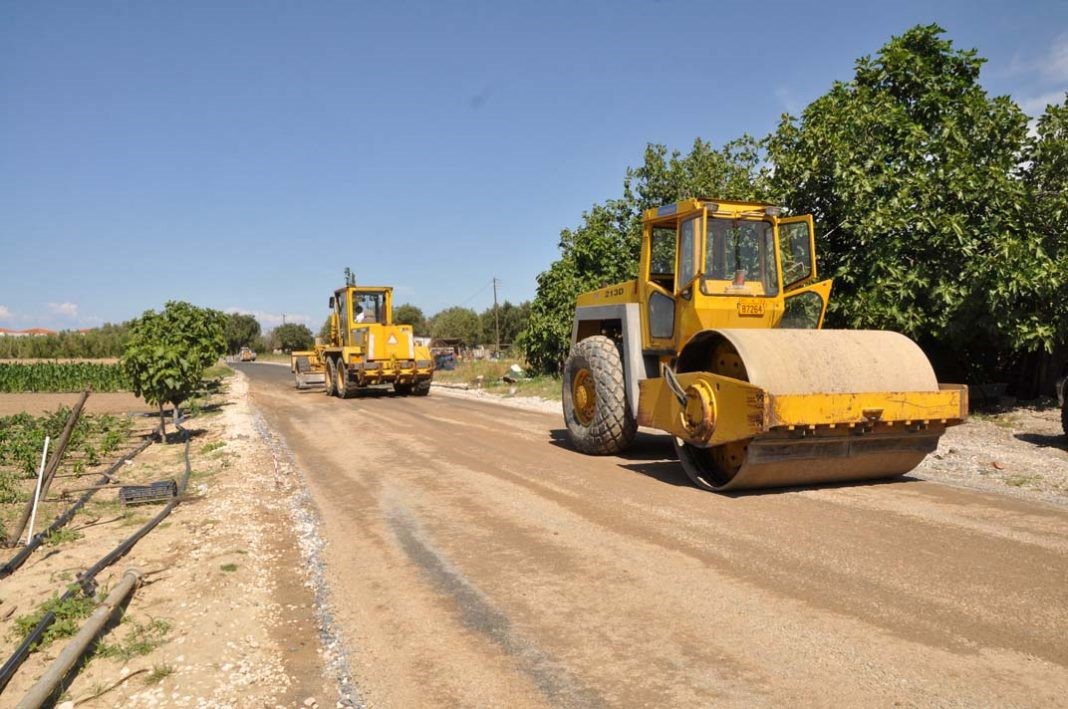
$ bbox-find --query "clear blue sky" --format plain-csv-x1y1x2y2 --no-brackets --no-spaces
2,1,1065,331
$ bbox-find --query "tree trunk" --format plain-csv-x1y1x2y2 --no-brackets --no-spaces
173,403,181,429
158,403,167,441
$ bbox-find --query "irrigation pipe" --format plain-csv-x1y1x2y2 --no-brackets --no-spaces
0,428,190,693
15,568,143,709
0,435,156,580
7,390,90,546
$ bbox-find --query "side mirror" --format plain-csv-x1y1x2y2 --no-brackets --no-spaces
328,296,335,309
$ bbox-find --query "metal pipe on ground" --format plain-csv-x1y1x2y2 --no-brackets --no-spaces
0,436,155,580
6,389,91,547
15,568,143,709
0,429,189,693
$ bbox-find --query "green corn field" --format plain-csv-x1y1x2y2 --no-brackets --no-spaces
0,362,131,393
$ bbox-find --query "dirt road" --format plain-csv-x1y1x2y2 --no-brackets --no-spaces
234,362,1068,707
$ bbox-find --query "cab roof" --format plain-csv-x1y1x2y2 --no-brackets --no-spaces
335,285,393,296
642,198,781,225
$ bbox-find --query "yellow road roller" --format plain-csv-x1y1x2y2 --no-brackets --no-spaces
562,198,968,492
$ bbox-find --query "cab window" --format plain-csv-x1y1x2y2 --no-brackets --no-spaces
677,217,699,290
703,219,778,296
649,227,676,291
780,221,813,288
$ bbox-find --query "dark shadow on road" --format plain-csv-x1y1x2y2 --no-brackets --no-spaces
716,475,921,498
549,428,922,495
1014,432,1068,452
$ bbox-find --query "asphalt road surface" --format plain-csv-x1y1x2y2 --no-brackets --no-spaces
233,362,1068,707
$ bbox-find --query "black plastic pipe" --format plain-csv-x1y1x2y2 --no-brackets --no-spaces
0,429,190,693
0,436,155,580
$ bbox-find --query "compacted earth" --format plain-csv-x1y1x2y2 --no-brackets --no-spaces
3,363,1065,707
232,362,1067,708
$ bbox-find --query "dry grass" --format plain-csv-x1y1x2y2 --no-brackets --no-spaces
433,359,561,400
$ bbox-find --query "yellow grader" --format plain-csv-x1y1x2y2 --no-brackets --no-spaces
291,284,434,397
562,198,968,492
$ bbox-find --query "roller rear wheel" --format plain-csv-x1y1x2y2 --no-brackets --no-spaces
562,336,636,455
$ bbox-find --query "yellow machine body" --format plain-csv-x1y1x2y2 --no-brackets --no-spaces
565,198,967,491
293,284,434,397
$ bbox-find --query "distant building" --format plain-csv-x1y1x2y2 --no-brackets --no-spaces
0,327,58,337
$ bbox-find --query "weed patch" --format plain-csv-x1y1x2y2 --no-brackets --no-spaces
13,592,95,650
145,663,175,684
44,527,83,546
95,617,171,661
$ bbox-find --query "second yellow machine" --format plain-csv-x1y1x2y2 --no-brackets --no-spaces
293,284,434,397
562,198,968,492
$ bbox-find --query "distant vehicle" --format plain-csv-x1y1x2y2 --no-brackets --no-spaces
434,352,456,371
239,347,257,362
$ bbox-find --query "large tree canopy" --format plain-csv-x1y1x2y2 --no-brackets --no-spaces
767,24,1057,380
1023,96,1068,348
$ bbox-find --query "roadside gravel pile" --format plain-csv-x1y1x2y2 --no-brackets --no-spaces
915,400,1068,506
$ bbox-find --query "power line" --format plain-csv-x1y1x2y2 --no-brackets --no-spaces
457,279,494,308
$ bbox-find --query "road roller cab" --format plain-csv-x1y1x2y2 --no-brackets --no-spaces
563,198,968,492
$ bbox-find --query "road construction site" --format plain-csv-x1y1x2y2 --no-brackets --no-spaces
234,361,1068,707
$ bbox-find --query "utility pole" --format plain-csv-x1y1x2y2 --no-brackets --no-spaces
492,277,501,358
282,313,287,325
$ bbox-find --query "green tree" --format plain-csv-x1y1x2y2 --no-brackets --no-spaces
271,323,314,353
522,137,769,374
766,24,1053,381
430,307,481,345
479,301,531,349
224,313,261,354
122,301,226,438
1019,95,1068,390
318,316,332,341
394,303,428,335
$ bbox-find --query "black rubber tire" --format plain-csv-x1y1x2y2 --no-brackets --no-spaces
335,360,354,399
562,336,636,455
324,358,338,397
413,380,431,396
394,382,413,396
